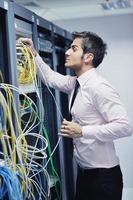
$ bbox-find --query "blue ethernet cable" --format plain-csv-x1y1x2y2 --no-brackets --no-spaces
0,166,23,200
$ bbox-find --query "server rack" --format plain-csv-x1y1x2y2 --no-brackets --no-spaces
0,0,18,84
0,2,10,84
0,1,11,161
53,25,75,200
0,1,74,199
34,15,62,200
13,4,66,200
51,24,69,200
0,0,20,149
0,1,21,199
13,3,47,200
13,3,37,136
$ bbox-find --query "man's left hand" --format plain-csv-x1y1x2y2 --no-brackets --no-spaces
59,119,82,138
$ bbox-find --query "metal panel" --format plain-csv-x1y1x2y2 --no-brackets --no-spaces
0,8,9,82
55,41,75,200
5,1,20,137
35,14,52,32
34,16,63,199
13,2,35,23
0,0,9,10
51,27,68,200
15,17,33,38
65,30,72,41
53,24,65,38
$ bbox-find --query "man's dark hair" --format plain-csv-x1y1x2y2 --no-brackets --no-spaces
72,31,107,68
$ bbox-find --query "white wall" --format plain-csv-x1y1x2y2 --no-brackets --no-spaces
54,14,133,199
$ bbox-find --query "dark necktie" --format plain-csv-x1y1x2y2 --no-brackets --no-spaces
69,80,80,120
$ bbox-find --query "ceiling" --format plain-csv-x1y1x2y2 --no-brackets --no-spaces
14,0,133,22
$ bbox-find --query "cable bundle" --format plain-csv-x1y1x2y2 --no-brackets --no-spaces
16,43,36,84
16,132,48,161
0,166,22,200
0,81,62,199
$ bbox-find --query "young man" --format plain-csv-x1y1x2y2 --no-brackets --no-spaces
18,32,132,200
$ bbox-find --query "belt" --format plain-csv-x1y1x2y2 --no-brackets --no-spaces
78,165,120,175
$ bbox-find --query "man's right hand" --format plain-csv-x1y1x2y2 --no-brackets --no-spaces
17,38,38,57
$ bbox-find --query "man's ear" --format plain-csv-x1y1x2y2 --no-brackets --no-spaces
84,53,94,64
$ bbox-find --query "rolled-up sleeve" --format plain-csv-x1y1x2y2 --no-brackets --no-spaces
35,54,76,94
82,83,133,142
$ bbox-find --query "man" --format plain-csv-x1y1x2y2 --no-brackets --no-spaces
18,31,132,200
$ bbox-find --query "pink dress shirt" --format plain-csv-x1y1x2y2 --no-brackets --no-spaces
35,54,132,169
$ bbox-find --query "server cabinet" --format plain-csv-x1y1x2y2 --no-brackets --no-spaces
0,1,19,86
13,3,49,200
53,25,75,200
0,1,73,199
35,15,62,200
13,4,37,136
0,0,20,151
0,4,9,83
0,1,22,199
0,1,11,162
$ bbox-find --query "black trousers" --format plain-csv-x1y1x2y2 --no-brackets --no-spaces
75,165,123,200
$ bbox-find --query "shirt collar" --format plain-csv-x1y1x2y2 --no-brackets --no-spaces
77,68,96,87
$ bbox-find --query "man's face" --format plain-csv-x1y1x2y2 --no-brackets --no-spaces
65,38,84,70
